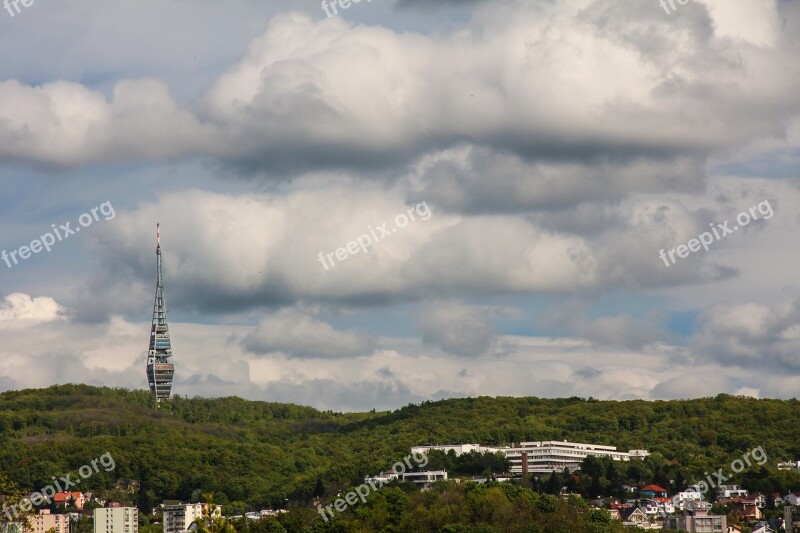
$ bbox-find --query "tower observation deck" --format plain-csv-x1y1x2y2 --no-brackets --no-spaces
146,223,175,402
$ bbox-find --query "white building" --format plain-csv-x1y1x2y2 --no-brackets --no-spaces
505,441,641,476
162,503,221,533
673,487,705,510
717,485,748,499
778,461,800,473
413,440,647,477
664,507,726,532
364,470,448,489
364,469,399,486
410,444,509,457
399,471,448,489
93,507,138,533
639,498,675,516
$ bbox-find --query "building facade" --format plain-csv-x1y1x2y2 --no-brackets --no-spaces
399,471,448,489
27,510,68,533
163,503,221,533
93,507,138,533
505,441,640,476
664,507,726,533
785,505,800,533
412,440,646,477
53,492,86,510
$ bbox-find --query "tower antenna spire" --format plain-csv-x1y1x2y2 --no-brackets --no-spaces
146,223,174,404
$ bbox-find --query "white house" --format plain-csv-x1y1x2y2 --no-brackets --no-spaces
717,485,749,498
672,487,705,511
778,461,800,473
640,498,674,516
399,470,448,489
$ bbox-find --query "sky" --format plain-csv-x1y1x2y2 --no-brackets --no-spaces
0,0,799,411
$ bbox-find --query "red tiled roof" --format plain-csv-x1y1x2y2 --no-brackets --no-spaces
53,492,83,502
640,484,669,493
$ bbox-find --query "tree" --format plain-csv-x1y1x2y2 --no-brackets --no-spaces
191,494,235,533
312,476,325,498
544,471,562,494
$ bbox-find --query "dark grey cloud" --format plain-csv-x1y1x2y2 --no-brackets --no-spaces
418,301,497,356
243,311,376,359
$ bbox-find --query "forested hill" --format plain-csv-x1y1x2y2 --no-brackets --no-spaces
0,384,799,511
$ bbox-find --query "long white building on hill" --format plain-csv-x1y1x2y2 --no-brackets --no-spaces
413,440,649,476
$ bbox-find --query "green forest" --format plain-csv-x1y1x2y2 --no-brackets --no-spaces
1,384,800,532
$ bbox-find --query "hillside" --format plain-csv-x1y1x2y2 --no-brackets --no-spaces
1,385,799,513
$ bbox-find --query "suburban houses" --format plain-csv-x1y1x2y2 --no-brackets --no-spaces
411,441,800,531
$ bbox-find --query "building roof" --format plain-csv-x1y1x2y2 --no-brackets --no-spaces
53,492,84,502
641,484,669,493
620,507,646,520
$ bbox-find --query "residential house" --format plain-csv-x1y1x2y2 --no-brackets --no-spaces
639,497,674,517
731,502,763,522
717,485,748,499
640,484,669,499
620,507,650,528
53,492,86,510
777,461,800,473
364,470,399,487
664,507,727,533
722,494,766,509
399,470,448,489
786,492,800,507
673,487,705,511
749,523,775,533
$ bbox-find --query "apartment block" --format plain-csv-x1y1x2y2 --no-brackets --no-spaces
93,507,138,533
27,509,69,533
162,503,221,533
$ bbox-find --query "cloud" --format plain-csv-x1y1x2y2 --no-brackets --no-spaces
545,300,672,350
418,301,498,356
0,1,797,175
243,310,375,358
0,79,212,168
0,293,63,329
694,298,800,370
406,146,706,214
